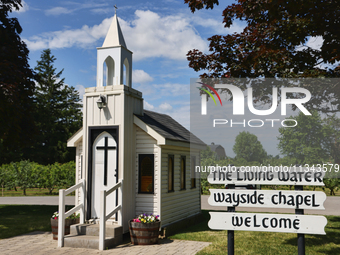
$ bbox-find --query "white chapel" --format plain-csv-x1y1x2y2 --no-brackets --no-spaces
64,13,205,249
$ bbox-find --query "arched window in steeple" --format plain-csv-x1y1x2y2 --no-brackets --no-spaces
123,58,129,86
104,56,114,86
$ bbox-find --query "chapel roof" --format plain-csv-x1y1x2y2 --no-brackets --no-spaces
135,110,205,146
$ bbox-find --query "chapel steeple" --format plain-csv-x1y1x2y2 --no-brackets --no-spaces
97,8,132,87
102,14,127,48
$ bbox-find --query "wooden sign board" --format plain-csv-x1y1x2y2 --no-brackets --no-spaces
207,167,325,186
208,189,326,210
208,212,327,235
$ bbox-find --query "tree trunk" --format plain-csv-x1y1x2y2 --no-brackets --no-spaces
23,188,26,196
1,184,3,197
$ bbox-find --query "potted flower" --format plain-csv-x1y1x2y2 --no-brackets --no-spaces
51,212,80,240
129,213,160,245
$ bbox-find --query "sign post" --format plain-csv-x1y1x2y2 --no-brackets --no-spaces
227,184,235,255
295,185,305,255
207,167,327,254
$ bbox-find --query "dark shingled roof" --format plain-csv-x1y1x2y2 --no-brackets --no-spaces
135,110,205,145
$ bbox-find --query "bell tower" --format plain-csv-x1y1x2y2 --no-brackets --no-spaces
96,12,132,87
82,8,142,231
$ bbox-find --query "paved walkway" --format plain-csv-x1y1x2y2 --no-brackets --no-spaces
0,231,210,255
0,197,211,254
0,196,75,205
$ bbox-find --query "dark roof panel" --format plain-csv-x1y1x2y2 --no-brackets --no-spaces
135,110,205,145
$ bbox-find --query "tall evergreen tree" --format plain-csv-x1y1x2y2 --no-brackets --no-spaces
29,49,82,164
0,0,36,164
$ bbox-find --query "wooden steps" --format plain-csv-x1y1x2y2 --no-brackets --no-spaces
63,223,123,249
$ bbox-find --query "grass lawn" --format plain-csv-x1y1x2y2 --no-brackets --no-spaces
0,204,72,239
170,210,340,255
1,205,339,254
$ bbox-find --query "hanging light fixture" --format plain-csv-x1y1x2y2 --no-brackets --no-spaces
97,95,107,110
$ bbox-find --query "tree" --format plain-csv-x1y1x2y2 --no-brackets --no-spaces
185,0,340,113
0,164,12,196
0,0,37,164
12,160,37,195
277,111,329,164
323,171,340,196
42,163,65,194
323,114,340,164
185,0,339,77
28,49,82,165
233,131,267,163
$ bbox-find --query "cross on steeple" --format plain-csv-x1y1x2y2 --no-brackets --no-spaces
114,4,118,15
96,136,116,185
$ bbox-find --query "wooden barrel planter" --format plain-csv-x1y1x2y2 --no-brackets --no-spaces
51,218,79,240
129,220,160,245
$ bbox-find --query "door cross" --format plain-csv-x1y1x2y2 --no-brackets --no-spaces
96,136,116,185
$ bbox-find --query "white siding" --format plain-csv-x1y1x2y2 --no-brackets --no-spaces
135,127,160,216
75,140,83,206
160,147,201,227
83,85,143,233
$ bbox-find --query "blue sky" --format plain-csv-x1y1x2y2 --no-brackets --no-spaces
12,0,324,157
13,0,242,128
10,0,245,155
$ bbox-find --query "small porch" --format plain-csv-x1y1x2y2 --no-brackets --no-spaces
57,179,123,250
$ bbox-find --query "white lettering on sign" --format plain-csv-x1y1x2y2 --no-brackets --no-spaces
207,168,325,186
208,189,326,210
208,212,327,235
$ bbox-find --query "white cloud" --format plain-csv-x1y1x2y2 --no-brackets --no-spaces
136,82,190,100
306,36,323,51
120,10,208,60
191,16,244,34
154,104,190,130
144,101,155,110
75,85,86,102
14,0,29,13
296,36,324,52
171,105,190,130
25,17,111,51
45,2,109,16
133,70,153,84
45,7,73,16
159,102,172,111
25,10,208,61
